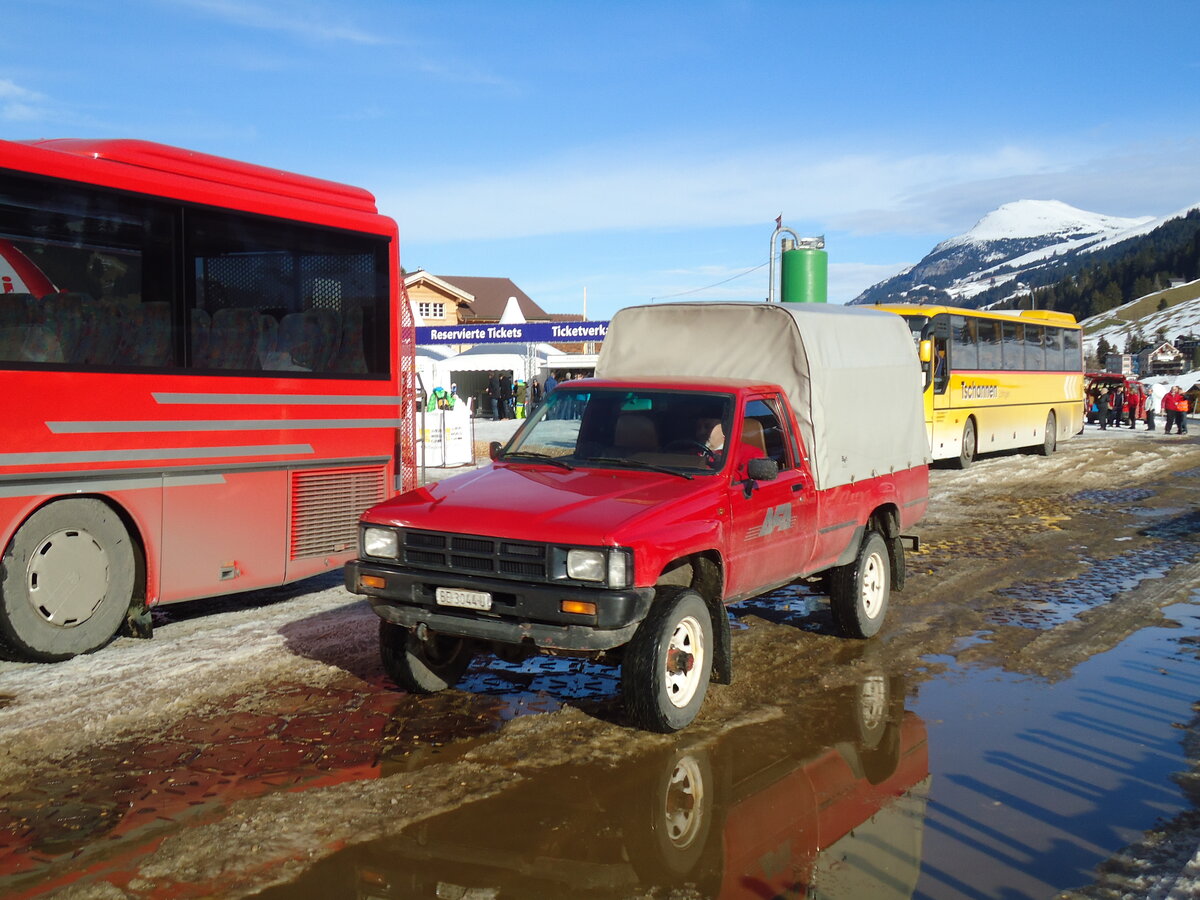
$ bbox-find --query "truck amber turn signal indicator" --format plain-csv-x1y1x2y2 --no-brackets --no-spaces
561,600,597,616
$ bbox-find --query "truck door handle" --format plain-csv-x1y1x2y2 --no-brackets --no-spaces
792,482,805,492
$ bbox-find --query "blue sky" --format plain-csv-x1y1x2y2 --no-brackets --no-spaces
5,0,1200,319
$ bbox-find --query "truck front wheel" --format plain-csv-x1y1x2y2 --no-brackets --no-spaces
623,589,714,733
379,621,474,693
830,531,891,639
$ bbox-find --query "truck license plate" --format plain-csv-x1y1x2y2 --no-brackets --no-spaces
435,587,492,610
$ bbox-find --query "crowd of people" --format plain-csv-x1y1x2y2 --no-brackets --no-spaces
479,370,589,420
1087,381,1191,435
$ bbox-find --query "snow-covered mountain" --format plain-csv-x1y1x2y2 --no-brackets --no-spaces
1081,284,1200,358
849,199,1197,307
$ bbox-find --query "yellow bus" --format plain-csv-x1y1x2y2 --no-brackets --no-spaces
872,305,1084,468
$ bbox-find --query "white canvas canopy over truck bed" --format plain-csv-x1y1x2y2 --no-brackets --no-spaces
597,302,931,489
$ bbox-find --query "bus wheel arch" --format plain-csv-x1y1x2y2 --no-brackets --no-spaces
0,497,141,661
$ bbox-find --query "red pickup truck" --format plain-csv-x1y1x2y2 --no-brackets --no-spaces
346,302,930,731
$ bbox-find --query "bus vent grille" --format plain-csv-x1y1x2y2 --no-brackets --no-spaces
291,466,386,559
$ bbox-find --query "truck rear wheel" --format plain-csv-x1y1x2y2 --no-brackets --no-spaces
622,588,714,733
0,499,135,661
830,531,890,639
379,621,474,693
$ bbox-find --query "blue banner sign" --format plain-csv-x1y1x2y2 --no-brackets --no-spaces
417,320,609,345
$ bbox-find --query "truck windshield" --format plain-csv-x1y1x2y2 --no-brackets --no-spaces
502,387,735,475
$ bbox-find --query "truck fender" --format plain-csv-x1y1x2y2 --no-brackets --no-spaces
709,597,733,685
833,525,866,567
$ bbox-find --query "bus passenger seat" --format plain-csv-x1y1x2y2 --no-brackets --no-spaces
190,308,211,368
67,293,120,366
279,309,340,372
208,307,260,370
332,305,367,373
136,302,173,367
256,312,279,369
0,294,37,361
40,292,85,362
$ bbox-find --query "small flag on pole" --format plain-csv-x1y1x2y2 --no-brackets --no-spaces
775,214,782,229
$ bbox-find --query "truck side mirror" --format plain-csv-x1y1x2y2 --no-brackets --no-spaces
918,340,932,363
488,441,503,460
746,458,778,482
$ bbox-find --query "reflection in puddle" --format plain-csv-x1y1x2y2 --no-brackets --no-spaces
0,680,511,899
915,603,1200,900
255,679,930,900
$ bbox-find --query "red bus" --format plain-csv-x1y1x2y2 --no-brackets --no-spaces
0,138,416,661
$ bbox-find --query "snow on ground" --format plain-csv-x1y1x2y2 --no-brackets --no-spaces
0,577,378,792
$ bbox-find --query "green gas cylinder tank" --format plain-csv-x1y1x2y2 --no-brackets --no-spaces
780,245,827,304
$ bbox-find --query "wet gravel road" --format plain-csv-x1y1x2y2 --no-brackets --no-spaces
0,426,1198,899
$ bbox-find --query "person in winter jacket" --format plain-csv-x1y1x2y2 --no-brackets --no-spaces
1146,382,1168,431
1095,387,1110,431
1127,384,1146,429
1164,386,1190,435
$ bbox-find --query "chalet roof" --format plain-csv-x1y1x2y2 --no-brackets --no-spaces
406,271,549,321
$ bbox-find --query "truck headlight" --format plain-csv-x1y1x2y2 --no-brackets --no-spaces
363,527,399,559
567,549,606,582
563,547,631,588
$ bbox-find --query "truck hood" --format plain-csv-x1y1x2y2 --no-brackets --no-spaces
364,462,718,545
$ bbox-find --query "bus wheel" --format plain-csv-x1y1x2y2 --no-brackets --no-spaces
623,588,714,733
379,621,473,693
951,418,976,469
1035,411,1057,456
830,531,891,639
0,499,135,661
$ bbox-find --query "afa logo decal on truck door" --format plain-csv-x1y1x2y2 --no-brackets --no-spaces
749,503,794,540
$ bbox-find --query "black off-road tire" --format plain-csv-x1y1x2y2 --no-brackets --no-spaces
622,588,714,733
829,531,891,639
0,499,135,661
1035,411,1057,456
950,418,976,469
379,620,474,693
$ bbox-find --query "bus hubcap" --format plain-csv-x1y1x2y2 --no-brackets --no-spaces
26,529,110,627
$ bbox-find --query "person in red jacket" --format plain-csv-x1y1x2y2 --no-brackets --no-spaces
1164,386,1190,435
1127,384,1147,429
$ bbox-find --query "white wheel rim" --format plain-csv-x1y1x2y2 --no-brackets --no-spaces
663,756,706,847
859,675,887,731
860,552,886,619
26,528,110,627
664,615,705,709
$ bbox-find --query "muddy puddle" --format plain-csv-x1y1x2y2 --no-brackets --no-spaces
2,594,1199,899
255,675,931,900
914,600,1200,900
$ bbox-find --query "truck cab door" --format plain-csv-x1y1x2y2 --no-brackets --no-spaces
725,395,818,597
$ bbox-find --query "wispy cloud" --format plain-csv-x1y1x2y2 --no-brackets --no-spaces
171,0,393,46
0,79,51,122
381,139,1200,245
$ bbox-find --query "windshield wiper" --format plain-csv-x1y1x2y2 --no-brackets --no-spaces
583,456,694,480
501,451,575,471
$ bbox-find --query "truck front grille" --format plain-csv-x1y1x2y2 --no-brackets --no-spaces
401,529,550,582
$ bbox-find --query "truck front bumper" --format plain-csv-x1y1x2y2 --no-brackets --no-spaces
345,560,657,652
